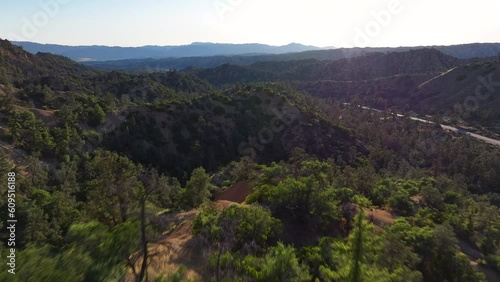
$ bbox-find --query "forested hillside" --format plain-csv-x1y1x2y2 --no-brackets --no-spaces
1,38,499,282
81,43,500,70
187,49,458,85
185,49,500,136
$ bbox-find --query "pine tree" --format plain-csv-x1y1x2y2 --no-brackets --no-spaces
89,104,105,126
349,209,366,282
185,167,215,207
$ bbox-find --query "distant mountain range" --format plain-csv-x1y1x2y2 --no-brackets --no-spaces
12,41,323,62
11,41,500,66
76,43,499,72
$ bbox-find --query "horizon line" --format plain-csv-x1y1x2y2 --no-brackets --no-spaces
4,38,500,49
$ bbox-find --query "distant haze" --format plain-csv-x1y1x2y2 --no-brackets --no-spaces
11,41,500,64
12,41,323,62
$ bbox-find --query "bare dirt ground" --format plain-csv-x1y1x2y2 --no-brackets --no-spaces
410,195,423,204
12,105,56,126
0,139,28,173
365,208,396,226
125,200,237,282
215,181,252,204
130,208,203,281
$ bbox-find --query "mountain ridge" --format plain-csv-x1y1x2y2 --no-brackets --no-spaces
11,40,500,68
80,44,500,72
12,41,323,62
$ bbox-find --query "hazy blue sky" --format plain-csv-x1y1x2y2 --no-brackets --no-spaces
1,0,499,47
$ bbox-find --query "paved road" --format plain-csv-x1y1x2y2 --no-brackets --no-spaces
347,103,500,147
406,115,500,147
440,124,500,146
